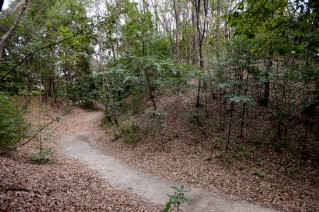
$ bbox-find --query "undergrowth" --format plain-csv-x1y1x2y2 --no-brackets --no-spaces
0,94,26,150
120,123,139,145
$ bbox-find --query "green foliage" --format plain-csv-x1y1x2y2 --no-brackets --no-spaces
120,123,139,145
0,94,26,149
0,0,94,100
214,132,226,149
226,94,257,106
151,110,168,117
1,0,318,170
186,125,198,132
30,148,54,163
186,109,204,122
289,166,301,175
271,103,295,147
253,168,267,177
163,185,190,212
96,53,178,115
120,2,169,57
214,151,226,159
233,144,256,158
229,0,319,59
71,76,99,109
234,144,245,157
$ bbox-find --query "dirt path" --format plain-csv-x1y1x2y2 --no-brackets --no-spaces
61,112,276,212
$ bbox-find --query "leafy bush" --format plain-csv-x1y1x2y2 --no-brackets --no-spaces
163,185,190,212
0,94,26,149
253,168,267,177
70,76,99,109
30,148,54,163
186,109,204,123
151,110,168,117
120,123,139,145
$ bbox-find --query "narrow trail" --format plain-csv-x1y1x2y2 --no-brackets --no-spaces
61,112,276,212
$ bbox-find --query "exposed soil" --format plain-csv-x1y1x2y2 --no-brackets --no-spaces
87,94,319,211
1,95,318,211
60,119,274,211
0,98,158,211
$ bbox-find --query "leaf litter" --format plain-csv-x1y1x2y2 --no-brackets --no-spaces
0,98,158,211
2,95,319,211
88,93,319,211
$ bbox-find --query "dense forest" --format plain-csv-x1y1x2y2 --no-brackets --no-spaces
0,0,319,211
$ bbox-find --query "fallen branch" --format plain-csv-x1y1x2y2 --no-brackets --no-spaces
4,187,31,192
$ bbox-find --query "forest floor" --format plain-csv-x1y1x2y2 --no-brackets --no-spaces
60,111,273,212
89,93,319,211
1,95,318,211
0,98,158,211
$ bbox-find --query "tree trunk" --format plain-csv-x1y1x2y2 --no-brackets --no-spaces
0,0,26,20
144,69,157,111
259,57,272,106
226,101,234,151
192,0,208,108
215,0,221,58
173,0,181,61
0,0,29,64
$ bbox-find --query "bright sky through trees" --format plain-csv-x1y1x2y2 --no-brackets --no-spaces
2,0,9,9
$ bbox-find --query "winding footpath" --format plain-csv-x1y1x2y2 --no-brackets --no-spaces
61,112,276,212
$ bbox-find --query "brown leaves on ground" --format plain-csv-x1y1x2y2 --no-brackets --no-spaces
2,95,319,211
0,97,158,211
90,94,319,211
0,158,154,211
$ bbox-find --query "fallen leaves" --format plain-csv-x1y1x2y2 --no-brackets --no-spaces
91,94,319,211
0,98,158,211
3,95,319,211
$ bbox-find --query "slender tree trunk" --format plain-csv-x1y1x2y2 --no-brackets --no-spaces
260,57,272,106
191,4,198,65
173,0,181,61
144,69,157,111
240,103,246,138
226,101,234,151
0,0,26,20
193,0,200,108
192,0,208,108
216,0,221,58
0,0,29,64
104,75,119,127
224,0,231,40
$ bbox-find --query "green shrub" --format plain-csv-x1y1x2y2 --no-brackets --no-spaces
151,110,168,117
163,185,190,212
253,168,267,177
120,123,139,145
30,148,54,163
0,94,26,149
186,108,204,125
70,76,99,109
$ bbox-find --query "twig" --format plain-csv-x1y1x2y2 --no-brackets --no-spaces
4,187,30,192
